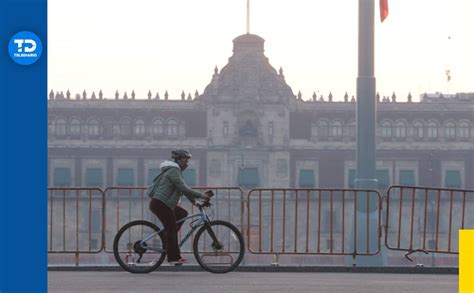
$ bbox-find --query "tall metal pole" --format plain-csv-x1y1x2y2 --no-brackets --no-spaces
246,0,250,34
357,0,376,188
353,0,383,266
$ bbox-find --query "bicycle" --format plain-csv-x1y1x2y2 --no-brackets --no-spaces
113,198,245,274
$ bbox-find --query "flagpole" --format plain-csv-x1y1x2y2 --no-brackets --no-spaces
353,0,383,266
246,0,250,34
356,0,376,186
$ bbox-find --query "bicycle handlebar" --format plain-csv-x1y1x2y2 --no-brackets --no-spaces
196,200,211,208
196,189,214,209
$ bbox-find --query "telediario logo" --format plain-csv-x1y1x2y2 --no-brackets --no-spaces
8,31,43,65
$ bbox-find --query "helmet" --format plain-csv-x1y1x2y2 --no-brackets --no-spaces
171,149,192,160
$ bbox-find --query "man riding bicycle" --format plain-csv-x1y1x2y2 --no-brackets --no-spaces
149,149,210,265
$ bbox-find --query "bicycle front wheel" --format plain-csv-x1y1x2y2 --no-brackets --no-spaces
193,220,245,274
113,220,166,274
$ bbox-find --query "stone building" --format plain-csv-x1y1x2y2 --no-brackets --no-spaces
48,33,474,192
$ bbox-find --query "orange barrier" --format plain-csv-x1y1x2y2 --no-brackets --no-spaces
246,188,382,256
48,188,105,255
385,186,474,259
48,186,471,266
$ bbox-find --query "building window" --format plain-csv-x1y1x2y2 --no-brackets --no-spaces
88,119,99,137
117,168,134,186
444,121,456,139
299,169,315,188
458,121,470,138
311,123,317,137
239,120,257,137
223,122,228,137
54,167,72,187
318,121,329,137
381,121,392,137
113,124,121,136
120,118,132,137
348,169,356,188
445,170,462,188
238,167,259,188
376,169,390,189
55,118,67,136
48,120,55,136
394,121,406,138
147,168,161,185
70,118,81,137
427,121,438,138
209,159,221,178
134,119,146,137
346,169,390,189
413,121,424,139
276,159,288,178
152,119,164,136
348,121,356,138
167,119,178,136
182,169,196,186
102,117,114,139
330,121,343,137
269,122,274,137
85,168,103,187
399,170,416,186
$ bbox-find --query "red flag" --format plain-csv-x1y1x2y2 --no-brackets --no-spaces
380,0,389,22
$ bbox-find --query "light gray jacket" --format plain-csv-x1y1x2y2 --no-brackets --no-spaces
149,161,202,209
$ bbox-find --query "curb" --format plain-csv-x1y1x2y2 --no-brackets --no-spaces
48,266,458,274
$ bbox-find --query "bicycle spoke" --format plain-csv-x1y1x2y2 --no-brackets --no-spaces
113,220,166,274
193,221,244,273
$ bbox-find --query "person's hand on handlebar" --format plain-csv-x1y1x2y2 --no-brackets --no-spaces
193,190,213,207
201,189,213,201
200,193,210,202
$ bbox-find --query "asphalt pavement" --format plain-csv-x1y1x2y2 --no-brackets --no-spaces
48,271,457,293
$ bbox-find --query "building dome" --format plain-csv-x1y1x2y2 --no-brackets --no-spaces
233,33,265,43
232,34,265,54
201,34,294,103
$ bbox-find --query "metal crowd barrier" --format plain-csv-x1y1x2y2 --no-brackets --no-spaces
246,188,382,257
385,185,474,260
48,188,105,265
48,186,472,266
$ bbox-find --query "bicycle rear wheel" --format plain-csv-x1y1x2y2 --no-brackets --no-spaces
193,220,245,273
113,220,166,273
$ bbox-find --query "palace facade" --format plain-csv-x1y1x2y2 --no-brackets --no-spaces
48,34,474,192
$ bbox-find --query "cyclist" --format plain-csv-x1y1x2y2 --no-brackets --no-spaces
149,149,210,265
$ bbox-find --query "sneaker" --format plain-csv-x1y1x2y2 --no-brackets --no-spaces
168,258,188,266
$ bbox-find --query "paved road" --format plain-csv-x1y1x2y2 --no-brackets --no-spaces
49,271,457,293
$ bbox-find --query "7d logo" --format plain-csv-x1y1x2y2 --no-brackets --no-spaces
8,31,43,65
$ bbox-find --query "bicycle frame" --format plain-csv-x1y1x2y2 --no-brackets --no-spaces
140,206,211,252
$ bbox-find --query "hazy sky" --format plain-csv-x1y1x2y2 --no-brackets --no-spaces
49,0,474,102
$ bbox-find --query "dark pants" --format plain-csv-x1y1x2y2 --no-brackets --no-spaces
149,198,188,261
